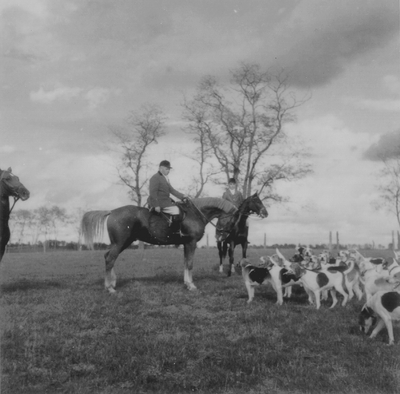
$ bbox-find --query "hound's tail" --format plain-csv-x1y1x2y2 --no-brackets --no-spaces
80,210,111,250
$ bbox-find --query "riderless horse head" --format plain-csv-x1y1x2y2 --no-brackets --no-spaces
0,167,30,263
238,193,268,218
0,167,30,202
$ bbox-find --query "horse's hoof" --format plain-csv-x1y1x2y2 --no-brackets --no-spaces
106,286,116,294
185,282,197,291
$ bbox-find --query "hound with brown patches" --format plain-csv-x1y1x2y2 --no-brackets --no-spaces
359,291,400,345
240,258,283,305
287,263,349,309
326,260,363,301
349,250,387,273
362,271,399,301
240,257,299,305
360,258,400,301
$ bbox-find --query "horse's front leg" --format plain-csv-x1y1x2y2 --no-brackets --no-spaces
0,227,10,264
217,241,224,273
242,239,248,259
184,241,197,290
227,241,235,277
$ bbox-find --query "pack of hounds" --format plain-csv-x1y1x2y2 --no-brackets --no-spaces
240,247,400,345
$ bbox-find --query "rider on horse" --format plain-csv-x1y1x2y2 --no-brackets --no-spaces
147,160,188,235
222,177,244,207
216,177,247,242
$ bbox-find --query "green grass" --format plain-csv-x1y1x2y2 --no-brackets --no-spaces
1,248,399,394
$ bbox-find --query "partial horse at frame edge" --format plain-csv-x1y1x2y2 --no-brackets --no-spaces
0,167,30,263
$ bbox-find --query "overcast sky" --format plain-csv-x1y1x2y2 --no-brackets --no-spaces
1,0,399,248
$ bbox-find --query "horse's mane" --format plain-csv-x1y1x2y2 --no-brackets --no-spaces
192,197,237,214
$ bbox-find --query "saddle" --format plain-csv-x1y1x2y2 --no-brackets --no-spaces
148,204,187,243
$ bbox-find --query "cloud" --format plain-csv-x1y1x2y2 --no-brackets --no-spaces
0,0,49,17
263,115,392,244
0,145,16,154
383,75,400,95
364,129,400,161
5,0,398,104
344,97,400,112
84,88,112,110
270,0,399,88
30,84,82,104
30,84,113,109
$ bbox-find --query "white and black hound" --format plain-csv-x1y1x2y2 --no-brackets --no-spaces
240,257,298,305
286,262,349,309
359,291,400,345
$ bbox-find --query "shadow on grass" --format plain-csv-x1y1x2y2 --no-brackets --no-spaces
1,279,65,293
92,273,183,290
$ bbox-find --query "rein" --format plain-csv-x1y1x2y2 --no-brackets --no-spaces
9,196,20,214
190,200,236,228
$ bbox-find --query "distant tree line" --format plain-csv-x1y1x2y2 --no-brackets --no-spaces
9,206,78,252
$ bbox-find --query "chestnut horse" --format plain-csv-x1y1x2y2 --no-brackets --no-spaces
80,198,237,293
216,193,268,275
0,167,30,263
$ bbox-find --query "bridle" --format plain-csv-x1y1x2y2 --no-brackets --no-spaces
9,196,20,214
0,173,21,214
189,199,237,228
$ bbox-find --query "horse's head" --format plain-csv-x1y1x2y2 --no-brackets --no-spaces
241,193,268,218
0,167,30,201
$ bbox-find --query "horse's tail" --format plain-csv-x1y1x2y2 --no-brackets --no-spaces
80,210,111,250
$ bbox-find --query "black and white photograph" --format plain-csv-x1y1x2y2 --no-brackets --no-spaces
1,1,399,393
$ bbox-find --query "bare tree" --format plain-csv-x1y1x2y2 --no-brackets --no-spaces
181,103,221,197
33,206,68,252
49,206,69,244
109,103,166,206
374,157,400,228
9,209,35,246
182,63,311,199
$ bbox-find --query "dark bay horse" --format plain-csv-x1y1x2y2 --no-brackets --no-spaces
80,198,237,293
216,193,268,276
0,168,30,263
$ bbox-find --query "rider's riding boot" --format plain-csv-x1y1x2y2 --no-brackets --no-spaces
169,215,182,235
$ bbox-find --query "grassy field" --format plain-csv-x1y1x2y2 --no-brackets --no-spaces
1,248,399,394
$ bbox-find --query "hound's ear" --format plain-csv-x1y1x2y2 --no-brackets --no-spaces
7,167,11,172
